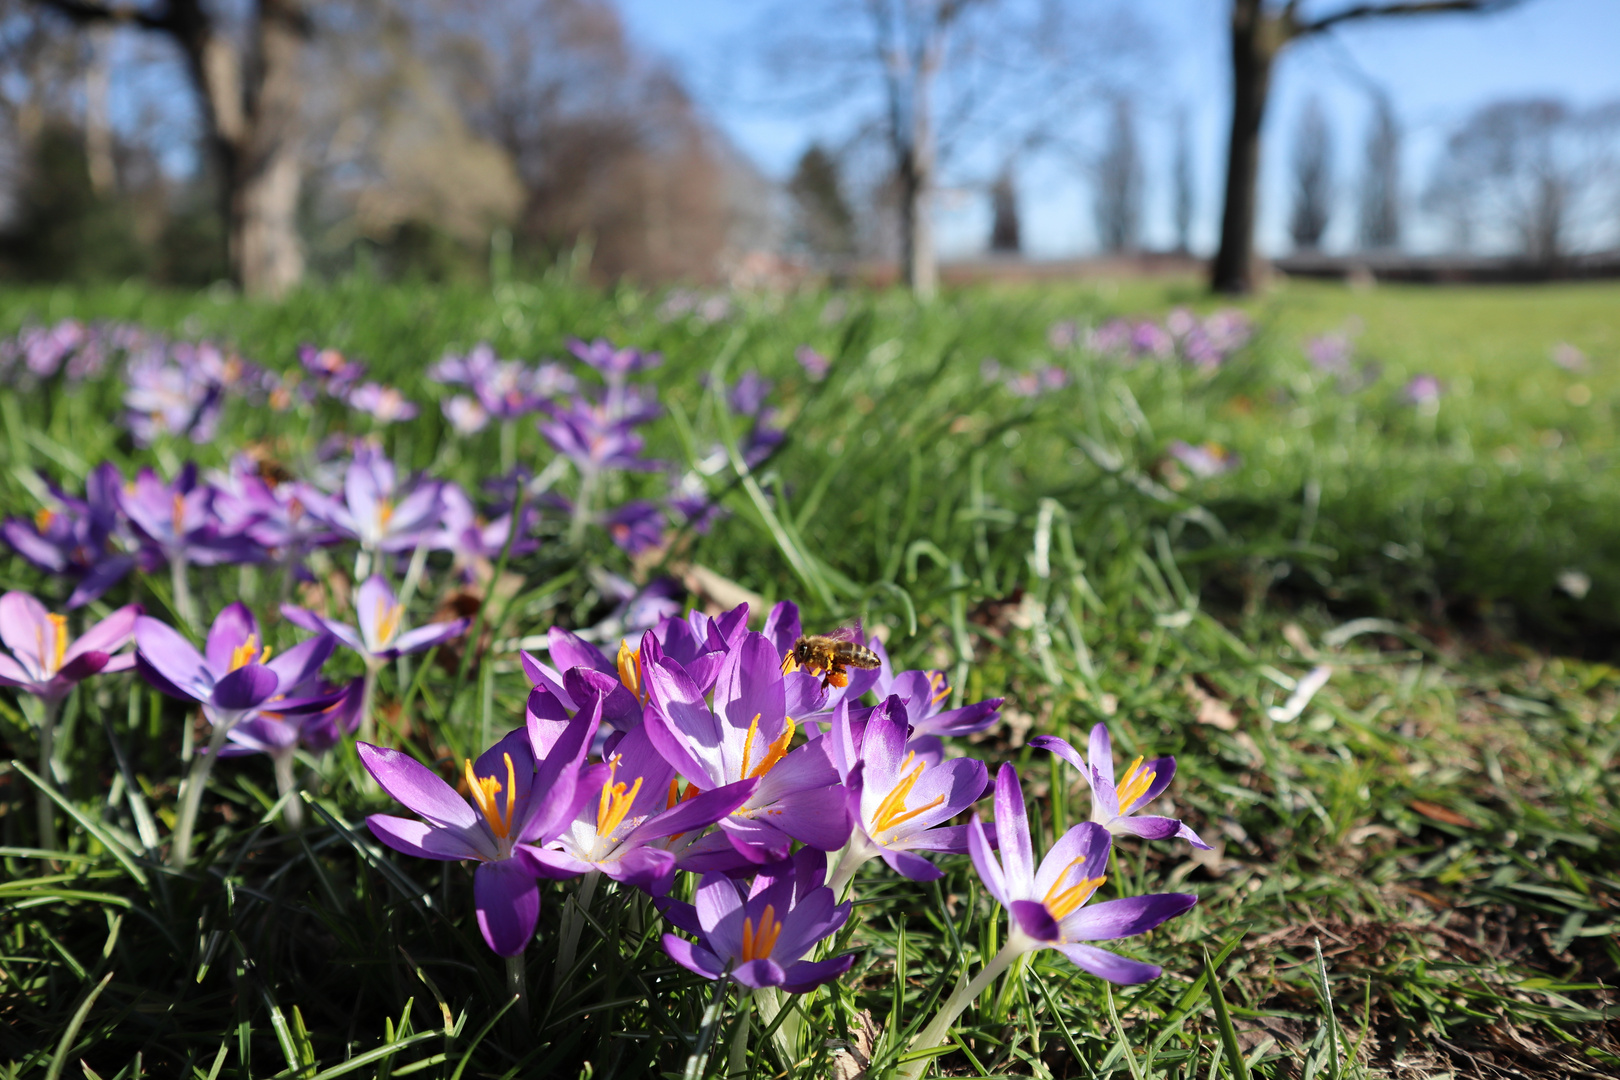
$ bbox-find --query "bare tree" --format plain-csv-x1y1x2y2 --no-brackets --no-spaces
1211,0,1520,294
1172,106,1195,253
37,0,313,297
1357,91,1401,249
751,0,1149,298
789,143,857,260
1288,96,1332,250
988,161,1020,253
1094,97,1141,253
1425,97,1620,262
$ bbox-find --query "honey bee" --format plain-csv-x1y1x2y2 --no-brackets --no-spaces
785,625,881,689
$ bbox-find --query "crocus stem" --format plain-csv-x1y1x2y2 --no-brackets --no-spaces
272,750,303,829
359,664,380,746
27,696,61,852
554,869,601,991
506,952,530,1025
171,719,233,868
752,987,799,1068
170,554,197,630
828,838,875,900
397,539,430,613
354,547,372,583
568,466,598,547
897,938,1030,1080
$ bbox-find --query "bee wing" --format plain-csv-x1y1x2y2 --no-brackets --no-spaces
823,623,865,645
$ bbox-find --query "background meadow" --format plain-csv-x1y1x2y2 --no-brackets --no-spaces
0,276,1617,1079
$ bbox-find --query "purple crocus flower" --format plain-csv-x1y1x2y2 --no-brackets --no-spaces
207,457,341,562
434,483,538,568
135,603,336,725
1305,332,1354,375
644,631,850,868
2,463,137,607
442,395,490,435
1030,724,1209,849
298,446,443,554
537,398,661,473
968,764,1197,984
1404,374,1442,406
567,338,661,381
602,501,666,555
660,847,856,992
795,345,830,380
123,344,228,446
530,720,758,895
0,593,141,701
298,345,365,394
282,575,468,667
1166,440,1239,479
359,710,604,956
346,382,419,423
827,697,987,884
119,464,262,569
223,677,364,758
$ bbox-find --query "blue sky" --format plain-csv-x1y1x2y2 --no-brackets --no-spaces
616,0,1620,257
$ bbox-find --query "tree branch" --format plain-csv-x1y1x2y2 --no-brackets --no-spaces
1294,0,1524,39
33,0,174,33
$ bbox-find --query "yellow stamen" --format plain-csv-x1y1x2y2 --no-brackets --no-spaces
595,755,645,838
34,507,55,531
616,640,646,706
739,904,782,962
171,492,187,536
927,671,950,707
780,652,799,675
464,753,517,839
1114,756,1157,811
375,598,403,646
46,613,67,674
740,714,796,780
376,499,395,532
1044,865,1107,921
229,635,271,670
871,751,947,834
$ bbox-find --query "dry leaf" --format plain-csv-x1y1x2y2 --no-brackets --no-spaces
1184,676,1238,730
1409,800,1476,828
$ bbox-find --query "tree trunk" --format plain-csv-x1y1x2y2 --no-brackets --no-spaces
1211,0,1279,295
232,0,307,297
899,149,937,299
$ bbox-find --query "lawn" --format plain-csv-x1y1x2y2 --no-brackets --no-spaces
0,275,1616,1079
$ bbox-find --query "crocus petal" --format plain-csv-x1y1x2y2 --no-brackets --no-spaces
1123,756,1177,814
1011,899,1063,942
0,592,51,669
62,604,140,665
1088,723,1115,789
878,847,944,881
644,657,724,785
67,555,137,609
1055,942,1163,985
547,625,614,675
1029,734,1087,774
135,615,213,698
693,872,745,952
357,742,479,829
718,816,795,863
732,958,786,989
1108,815,1184,841
475,858,540,956
57,651,108,682
662,935,727,980
993,764,1035,895
628,778,758,843
365,814,486,861
1175,821,1213,849
1034,821,1110,898
1060,893,1198,942
762,600,801,660
210,664,279,710
781,954,856,994
355,575,395,652
0,653,35,687
265,634,336,693
205,603,259,673
967,814,1007,905
391,619,469,656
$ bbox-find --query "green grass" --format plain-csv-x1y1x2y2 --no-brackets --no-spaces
0,276,1617,1078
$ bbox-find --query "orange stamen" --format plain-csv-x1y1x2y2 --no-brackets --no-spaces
740,714,796,780
780,652,799,675
871,751,947,834
375,598,403,646
739,904,782,962
464,753,517,839
34,507,55,531
376,499,395,532
595,755,644,838
1114,756,1156,811
229,636,271,670
1044,863,1107,920
616,640,646,706
171,492,187,536
928,671,950,706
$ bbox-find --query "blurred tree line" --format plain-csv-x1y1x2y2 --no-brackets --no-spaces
0,0,777,294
